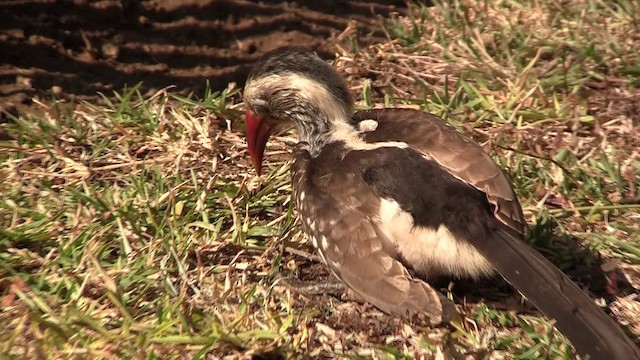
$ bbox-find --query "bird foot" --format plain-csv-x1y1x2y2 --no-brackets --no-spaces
278,278,345,297
437,294,462,324
284,246,322,263
279,278,460,325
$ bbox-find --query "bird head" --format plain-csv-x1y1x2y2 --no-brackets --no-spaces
242,48,353,174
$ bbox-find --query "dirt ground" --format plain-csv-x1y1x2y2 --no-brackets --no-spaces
0,0,412,119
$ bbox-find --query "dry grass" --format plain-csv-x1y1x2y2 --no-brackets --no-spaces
2,0,640,358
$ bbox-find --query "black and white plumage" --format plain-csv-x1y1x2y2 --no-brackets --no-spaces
242,47,640,359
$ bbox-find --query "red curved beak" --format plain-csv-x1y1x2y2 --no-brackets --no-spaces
245,110,273,175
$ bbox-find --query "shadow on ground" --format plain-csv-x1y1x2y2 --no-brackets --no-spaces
0,0,411,116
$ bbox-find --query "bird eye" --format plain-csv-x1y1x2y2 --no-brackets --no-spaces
250,99,269,115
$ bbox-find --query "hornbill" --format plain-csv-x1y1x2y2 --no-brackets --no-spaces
242,47,640,359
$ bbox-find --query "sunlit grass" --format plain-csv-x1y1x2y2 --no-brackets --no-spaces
2,0,640,358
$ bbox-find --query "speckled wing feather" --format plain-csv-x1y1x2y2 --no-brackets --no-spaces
355,108,526,237
291,144,457,323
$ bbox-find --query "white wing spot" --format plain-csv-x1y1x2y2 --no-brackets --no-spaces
300,191,306,201
320,235,329,250
311,236,318,248
358,119,378,133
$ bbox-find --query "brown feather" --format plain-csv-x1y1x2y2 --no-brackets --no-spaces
291,144,457,323
356,108,526,237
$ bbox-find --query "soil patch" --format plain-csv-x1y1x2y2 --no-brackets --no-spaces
1,0,411,117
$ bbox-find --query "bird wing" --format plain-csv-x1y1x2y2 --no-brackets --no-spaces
355,108,526,237
320,206,455,322
350,109,640,359
291,144,456,323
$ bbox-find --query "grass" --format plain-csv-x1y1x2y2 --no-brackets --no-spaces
2,0,640,358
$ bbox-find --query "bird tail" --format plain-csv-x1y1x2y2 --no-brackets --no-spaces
484,228,640,360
